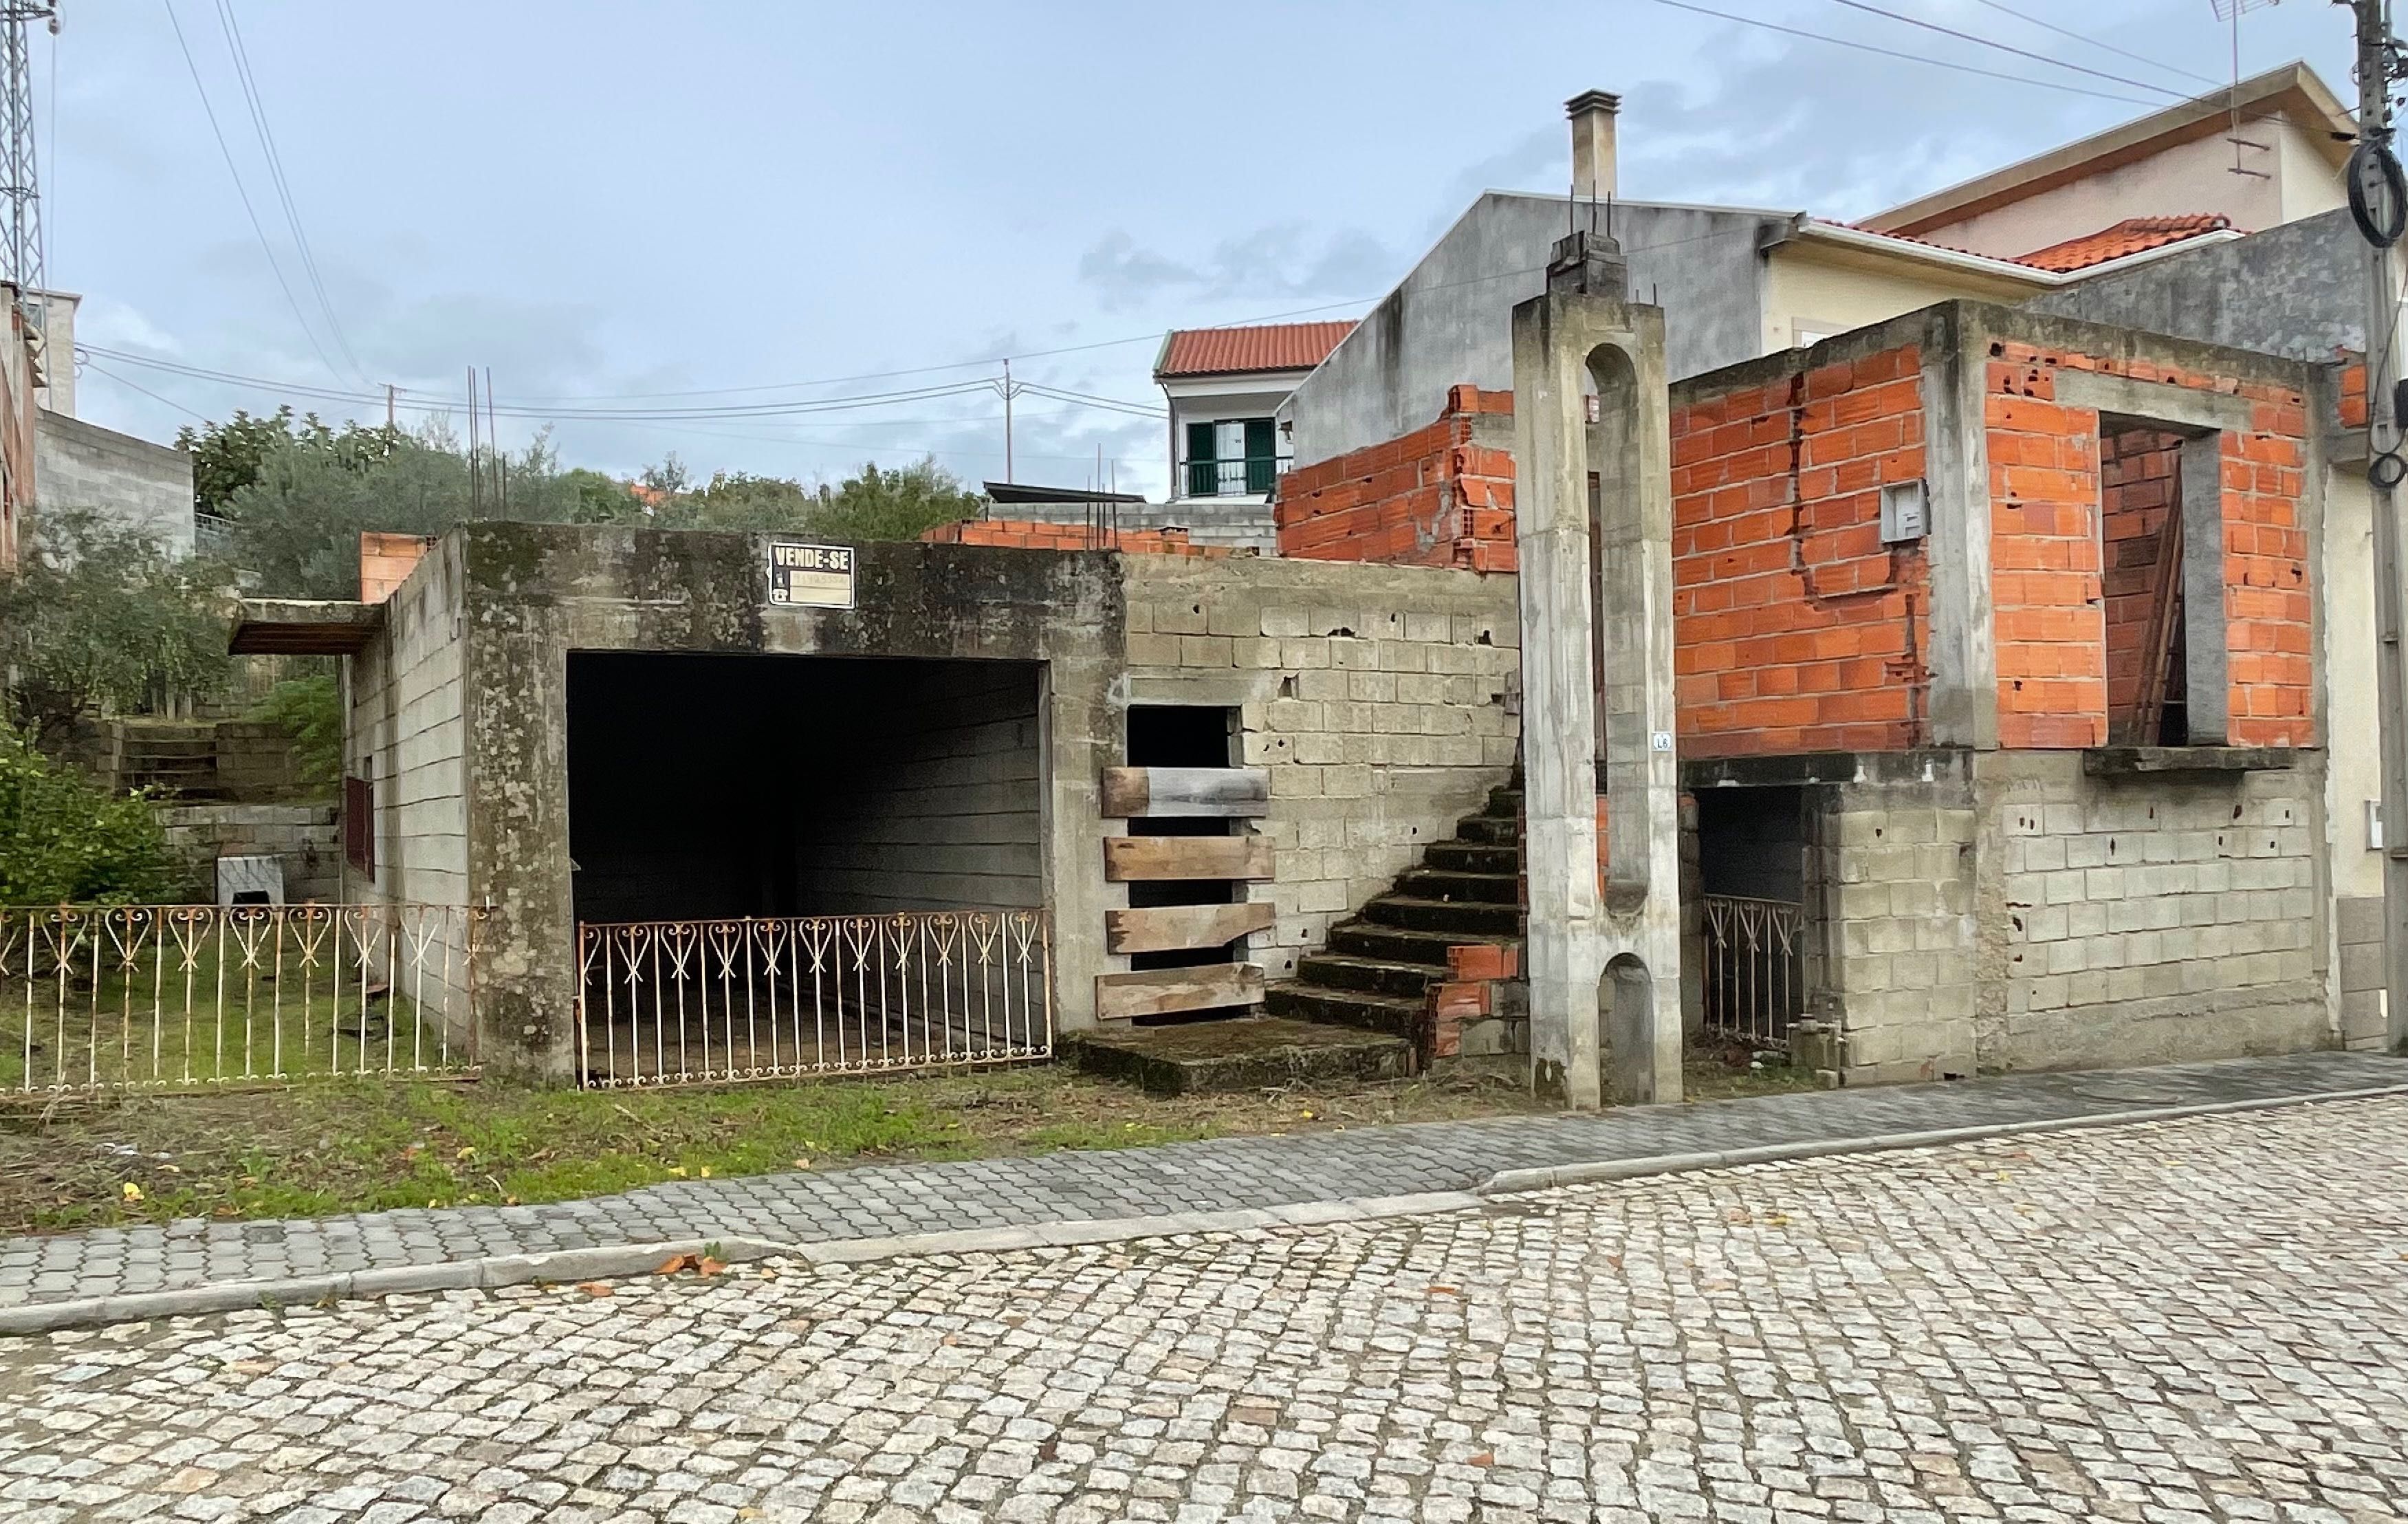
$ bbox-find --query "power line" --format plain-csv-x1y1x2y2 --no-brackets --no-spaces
212,0,366,384
1643,0,2165,106
1968,0,2223,89
160,0,344,382
81,360,210,422
1818,0,2185,98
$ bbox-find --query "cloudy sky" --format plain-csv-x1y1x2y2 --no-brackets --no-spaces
48,0,2359,500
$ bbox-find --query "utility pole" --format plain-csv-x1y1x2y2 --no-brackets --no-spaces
386,384,395,429
1002,358,1015,483
0,3,55,329
2350,0,2408,1054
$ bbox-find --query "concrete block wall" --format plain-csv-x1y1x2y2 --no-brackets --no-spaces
1799,764,1979,1085
345,541,470,911
32,409,196,558
1974,750,2328,1069
157,803,340,904
798,664,1043,915
212,722,311,801
1118,555,1519,980
2337,895,2385,1049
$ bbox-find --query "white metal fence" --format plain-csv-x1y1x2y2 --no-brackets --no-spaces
1,904,483,1096
1700,894,1802,1049
575,911,1053,1088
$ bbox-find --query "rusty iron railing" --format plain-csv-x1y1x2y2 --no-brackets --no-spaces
573,911,1053,1089
1700,894,1802,1049
1,904,483,1095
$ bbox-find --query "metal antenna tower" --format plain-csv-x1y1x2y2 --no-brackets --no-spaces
0,3,54,327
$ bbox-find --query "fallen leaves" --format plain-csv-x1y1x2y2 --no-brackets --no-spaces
120,1182,142,1203
576,1281,613,1297
1467,1451,1496,1468
655,1251,727,1277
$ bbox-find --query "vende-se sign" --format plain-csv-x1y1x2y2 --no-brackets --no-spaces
765,541,855,608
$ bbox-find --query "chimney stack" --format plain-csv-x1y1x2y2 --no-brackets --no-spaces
1566,89,1620,203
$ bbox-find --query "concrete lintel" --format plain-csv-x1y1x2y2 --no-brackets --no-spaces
2053,369,2255,436
228,598,384,655
1683,748,1973,792
2081,745,2304,776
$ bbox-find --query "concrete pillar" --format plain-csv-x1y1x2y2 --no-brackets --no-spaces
1510,237,1683,1109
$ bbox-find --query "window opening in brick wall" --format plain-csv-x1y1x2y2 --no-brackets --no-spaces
2099,424,2192,745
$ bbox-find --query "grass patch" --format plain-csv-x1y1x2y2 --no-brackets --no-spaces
0,1044,1822,1237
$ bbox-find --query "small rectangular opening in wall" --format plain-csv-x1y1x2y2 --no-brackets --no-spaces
1121,704,1254,986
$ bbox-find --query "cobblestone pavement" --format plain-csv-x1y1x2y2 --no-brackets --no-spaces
3,1050,2402,1312
1,1094,2405,1522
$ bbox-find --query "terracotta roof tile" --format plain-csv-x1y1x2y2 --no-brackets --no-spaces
1155,320,1357,378
2013,214,2231,272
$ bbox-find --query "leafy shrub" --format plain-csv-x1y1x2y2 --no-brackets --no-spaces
251,675,343,791
0,724,191,904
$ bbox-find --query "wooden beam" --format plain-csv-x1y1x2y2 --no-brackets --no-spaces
1102,835,1275,882
1105,901,1276,955
1094,962,1265,1021
1099,766,1271,818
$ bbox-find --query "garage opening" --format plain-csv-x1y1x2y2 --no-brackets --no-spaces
566,651,1052,1086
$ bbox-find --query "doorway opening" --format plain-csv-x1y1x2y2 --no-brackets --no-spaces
1694,785,1804,1050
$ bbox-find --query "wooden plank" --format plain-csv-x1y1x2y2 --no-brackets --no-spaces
1100,766,1271,818
1103,835,1275,882
1094,962,1265,1021
1105,901,1276,955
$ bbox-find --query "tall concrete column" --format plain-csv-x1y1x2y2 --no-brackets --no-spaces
1510,239,1685,1109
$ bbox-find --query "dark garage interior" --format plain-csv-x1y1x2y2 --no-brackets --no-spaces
565,651,1047,927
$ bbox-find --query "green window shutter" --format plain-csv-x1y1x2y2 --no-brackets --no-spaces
1185,421,1218,497
1243,418,1278,494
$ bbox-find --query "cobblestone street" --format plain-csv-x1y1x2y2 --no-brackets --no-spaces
0,1096,2402,1522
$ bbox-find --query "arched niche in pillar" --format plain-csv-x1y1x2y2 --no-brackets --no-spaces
1581,338,1656,917
1599,950,1661,1106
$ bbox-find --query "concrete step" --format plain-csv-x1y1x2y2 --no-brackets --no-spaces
1293,952,1443,999
1486,785,1524,816
1393,867,1521,905
122,739,216,760
1328,920,1515,967
1261,983,1425,1040
1361,894,1522,937
1456,814,1522,845
1066,1016,1411,1096
1423,840,1520,874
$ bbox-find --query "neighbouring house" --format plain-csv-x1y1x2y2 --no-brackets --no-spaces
1288,67,2348,476
1154,320,1354,536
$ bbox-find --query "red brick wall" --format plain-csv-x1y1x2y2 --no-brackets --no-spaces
1984,339,2310,748
1672,345,1930,757
921,519,1239,558
2099,428,2185,737
1273,386,1517,571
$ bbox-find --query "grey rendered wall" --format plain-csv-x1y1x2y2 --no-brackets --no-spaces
800,663,1044,914
33,409,195,556
1288,195,1782,468
2024,208,2361,362
452,525,1121,1080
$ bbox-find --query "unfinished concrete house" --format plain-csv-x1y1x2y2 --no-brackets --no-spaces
234,527,1524,1089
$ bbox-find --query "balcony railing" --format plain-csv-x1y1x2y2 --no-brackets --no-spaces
1181,454,1289,499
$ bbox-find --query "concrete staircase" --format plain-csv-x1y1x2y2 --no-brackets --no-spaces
1066,777,1529,1096
115,722,226,799
1262,779,1525,1049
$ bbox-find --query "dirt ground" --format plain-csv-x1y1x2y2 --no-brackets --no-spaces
0,1049,1817,1237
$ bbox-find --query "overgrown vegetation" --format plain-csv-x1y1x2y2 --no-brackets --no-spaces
250,674,344,790
0,723,191,904
0,508,230,745
179,409,987,599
